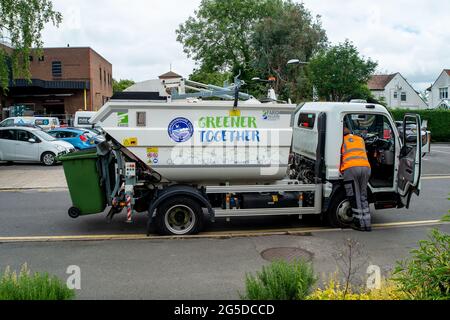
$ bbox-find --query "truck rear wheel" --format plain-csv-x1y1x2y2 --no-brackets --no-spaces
156,197,204,236
326,189,353,228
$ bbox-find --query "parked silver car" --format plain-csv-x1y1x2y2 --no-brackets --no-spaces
0,127,75,166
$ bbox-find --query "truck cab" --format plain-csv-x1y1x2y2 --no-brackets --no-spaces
291,102,423,227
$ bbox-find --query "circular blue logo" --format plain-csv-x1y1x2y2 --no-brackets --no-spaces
168,117,194,143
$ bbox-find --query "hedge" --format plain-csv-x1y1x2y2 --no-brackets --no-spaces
389,109,450,142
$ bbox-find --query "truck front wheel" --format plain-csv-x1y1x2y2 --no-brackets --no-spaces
156,197,204,236
326,189,354,228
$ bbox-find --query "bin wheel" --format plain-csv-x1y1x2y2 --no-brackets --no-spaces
156,197,204,236
68,207,81,219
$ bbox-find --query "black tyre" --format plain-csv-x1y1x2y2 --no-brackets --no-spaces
41,152,56,166
156,197,204,236
326,189,353,228
68,207,81,219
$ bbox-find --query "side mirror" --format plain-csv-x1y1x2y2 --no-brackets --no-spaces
28,138,37,144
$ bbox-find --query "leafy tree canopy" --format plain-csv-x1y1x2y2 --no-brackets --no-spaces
308,40,377,102
176,0,280,82
113,79,136,93
0,0,62,90
189,65,233,87
252,1,327,102
177,0,327,102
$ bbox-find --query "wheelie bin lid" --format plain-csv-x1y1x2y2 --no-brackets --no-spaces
59,148,98,161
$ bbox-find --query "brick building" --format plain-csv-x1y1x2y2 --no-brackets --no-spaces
0,45,113,122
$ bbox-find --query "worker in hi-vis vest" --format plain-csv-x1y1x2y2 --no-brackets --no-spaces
340,127,372,232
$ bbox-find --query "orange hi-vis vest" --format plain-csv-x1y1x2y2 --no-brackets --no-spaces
340,134,371,173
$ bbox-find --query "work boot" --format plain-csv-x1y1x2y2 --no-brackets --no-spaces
362,215,372,232
351,218,365,232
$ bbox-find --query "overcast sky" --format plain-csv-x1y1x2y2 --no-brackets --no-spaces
42,0,450,91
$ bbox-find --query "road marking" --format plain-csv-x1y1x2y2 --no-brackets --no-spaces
422,175,450,180
0,220,446,243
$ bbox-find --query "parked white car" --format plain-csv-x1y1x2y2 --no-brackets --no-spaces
0,117,60,131
0,127,75,166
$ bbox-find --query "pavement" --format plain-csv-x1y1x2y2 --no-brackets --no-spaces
0,163,67,190
0,144,448,299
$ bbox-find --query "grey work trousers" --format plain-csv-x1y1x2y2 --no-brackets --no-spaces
343,166,372,228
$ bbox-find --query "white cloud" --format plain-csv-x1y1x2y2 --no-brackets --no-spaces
302,0,450,90
43,0,450,91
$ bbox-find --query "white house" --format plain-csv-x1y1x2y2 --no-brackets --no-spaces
125,71,185,96
368,73,428,109
428,69,450,109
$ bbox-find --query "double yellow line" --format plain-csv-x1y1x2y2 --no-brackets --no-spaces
0,220,446,244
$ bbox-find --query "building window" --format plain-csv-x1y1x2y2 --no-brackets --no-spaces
29,56,33,62
136,112,146,127
401,92,407,102
439,88,448,100
393,92,398,99
99,68,102,82
104,70,106,86
38,56,45,62
52,61,62,77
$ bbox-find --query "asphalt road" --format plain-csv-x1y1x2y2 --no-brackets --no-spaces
0,145,448,299
0,145,449,237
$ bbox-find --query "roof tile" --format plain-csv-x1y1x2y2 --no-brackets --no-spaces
368,74,396,90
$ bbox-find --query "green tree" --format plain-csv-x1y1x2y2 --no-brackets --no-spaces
176,0,279,83
0,0,62,90
189,65,232,87
252,1,327,102
113,79,135,93
308,40,377,102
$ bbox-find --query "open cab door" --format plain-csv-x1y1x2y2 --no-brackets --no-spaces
397,114,422,208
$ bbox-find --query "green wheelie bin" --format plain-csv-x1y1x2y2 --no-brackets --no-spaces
59,149,107,218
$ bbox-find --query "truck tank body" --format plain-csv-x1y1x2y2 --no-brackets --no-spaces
91,100,295,183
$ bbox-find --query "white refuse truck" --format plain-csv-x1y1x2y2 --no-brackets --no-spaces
60,81,426,236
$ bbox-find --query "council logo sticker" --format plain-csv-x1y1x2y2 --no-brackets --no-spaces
168,117,194,143
262,110,280,121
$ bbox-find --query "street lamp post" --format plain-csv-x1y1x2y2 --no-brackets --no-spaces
287,59,312,101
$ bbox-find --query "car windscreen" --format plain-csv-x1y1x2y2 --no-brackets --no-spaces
34,130,57,141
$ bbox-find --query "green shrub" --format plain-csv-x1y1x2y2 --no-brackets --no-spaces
392,229,450,300
241,260,316,300
389,109,450,142
0,264,75,300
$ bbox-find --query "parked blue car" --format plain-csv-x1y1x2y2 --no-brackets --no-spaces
47,128,96,150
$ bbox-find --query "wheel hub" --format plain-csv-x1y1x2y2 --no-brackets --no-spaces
337,200,353,224
165,205,196,234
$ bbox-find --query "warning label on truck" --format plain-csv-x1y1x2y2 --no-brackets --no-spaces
147,147,159,165
123,137,138,147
